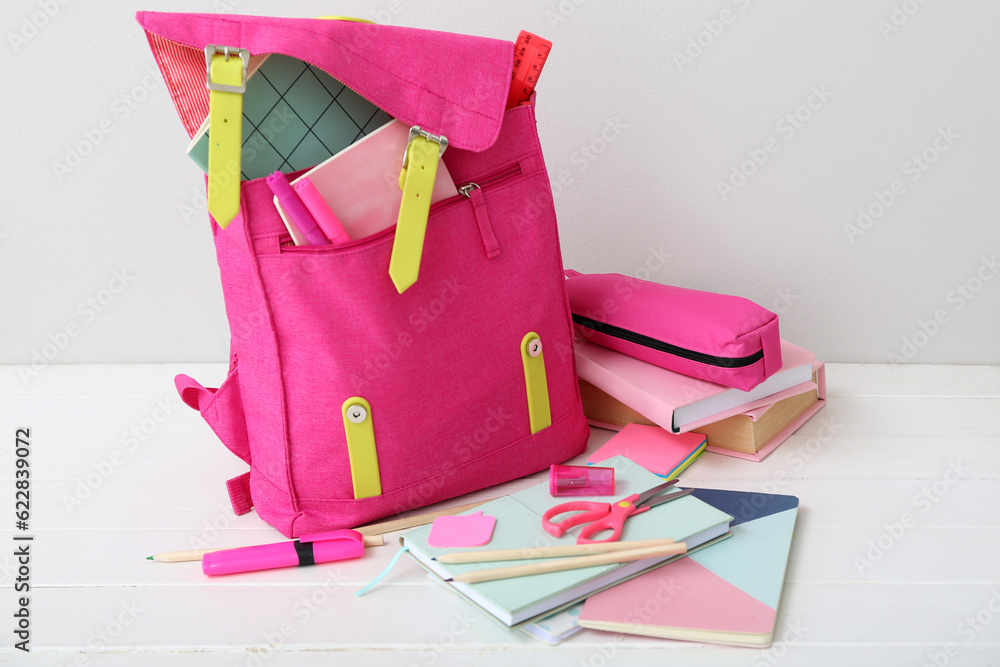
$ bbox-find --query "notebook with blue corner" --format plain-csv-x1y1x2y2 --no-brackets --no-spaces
578,488,799,647
401,456,734,627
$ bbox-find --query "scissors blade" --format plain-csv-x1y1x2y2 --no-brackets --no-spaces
641,488,694,509
633,479,679,507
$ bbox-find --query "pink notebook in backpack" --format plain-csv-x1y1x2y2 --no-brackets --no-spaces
276,120,458,243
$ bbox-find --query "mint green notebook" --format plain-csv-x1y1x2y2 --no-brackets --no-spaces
401,456,733,626
186,53,391,180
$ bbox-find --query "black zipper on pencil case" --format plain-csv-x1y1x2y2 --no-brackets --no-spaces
571,314,764,368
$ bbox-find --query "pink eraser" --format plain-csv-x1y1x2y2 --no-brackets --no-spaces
427,511,496,548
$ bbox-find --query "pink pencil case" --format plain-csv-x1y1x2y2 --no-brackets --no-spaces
565,271,782,391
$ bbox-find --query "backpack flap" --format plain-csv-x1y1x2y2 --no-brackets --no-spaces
137,11,513,288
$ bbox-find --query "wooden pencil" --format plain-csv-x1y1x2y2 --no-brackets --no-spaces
450,542,687,584
436,537,676,564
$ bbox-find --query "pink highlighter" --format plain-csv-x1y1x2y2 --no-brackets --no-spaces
294,177,352,245
202,529,364,576
265,171,330,246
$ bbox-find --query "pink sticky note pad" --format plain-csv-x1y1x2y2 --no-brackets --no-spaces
587,423,706,477
427,511,497,548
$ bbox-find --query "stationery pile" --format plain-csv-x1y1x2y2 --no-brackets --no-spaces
400,456,733,626
565,270,826,462
577,338,826,461
141,12,819,653
393,456,800,649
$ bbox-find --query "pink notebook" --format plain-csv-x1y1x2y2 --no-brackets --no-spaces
275,120,458,243
575,338,816,434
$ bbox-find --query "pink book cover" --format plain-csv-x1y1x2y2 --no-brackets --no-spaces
277,119,458,242
575,339,816,434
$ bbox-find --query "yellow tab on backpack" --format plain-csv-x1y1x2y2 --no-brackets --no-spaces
342,397,382,499
389,127,448,293
205,46,249,228
521,332,552,433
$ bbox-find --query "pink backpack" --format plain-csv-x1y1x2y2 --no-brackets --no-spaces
138,12,589,537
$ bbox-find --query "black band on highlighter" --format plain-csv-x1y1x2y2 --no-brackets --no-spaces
293,539,316,566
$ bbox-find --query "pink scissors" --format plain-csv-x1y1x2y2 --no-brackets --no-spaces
541,479,693,544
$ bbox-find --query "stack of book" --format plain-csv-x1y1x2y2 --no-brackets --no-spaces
575,338,826,461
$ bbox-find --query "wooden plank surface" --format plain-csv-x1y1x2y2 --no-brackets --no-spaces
0,363,997,664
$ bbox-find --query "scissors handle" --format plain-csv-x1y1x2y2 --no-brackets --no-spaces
576,497,648,544
541,501,610,538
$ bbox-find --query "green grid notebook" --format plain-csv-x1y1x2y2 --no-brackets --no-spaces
187,54,392,180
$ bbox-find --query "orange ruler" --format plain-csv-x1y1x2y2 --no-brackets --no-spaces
507,30,552,108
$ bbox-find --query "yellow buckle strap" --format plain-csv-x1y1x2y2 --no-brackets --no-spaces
205,46,248,228
388,127,448,293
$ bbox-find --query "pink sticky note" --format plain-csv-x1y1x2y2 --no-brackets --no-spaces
587,423,706,478
427,511,497,548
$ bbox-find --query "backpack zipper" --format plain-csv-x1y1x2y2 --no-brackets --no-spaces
278,162,524,251
572,314,764,368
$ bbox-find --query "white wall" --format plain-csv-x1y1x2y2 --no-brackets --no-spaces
3,0,998,368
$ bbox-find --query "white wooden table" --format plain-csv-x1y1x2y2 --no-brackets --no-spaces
1,363,998,666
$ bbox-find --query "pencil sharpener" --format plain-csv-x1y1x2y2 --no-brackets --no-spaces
549,464,615,497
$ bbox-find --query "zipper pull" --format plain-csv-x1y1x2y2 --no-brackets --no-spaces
459,183,501,259
389,126,448,293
